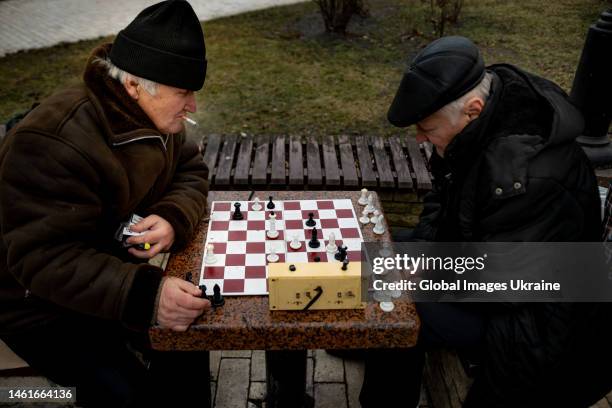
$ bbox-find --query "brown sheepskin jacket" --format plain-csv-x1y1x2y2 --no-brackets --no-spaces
0,44,209,334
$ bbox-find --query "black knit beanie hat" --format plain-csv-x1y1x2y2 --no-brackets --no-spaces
110,0,207,91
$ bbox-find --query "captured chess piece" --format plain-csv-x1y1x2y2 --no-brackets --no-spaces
267,196,275,210
308,227,321,249
341,257,349,271
334,245,348,262
370,209,380,225
252,197,262,211
289,264,297,272
365,194,375,214
373,214,386,235
267,212,279,239
326,232,338,253
379,301,395,312
358,188,369,205
199,284,208,300
232,202,244,220
359,208,370,224
204,243,217,265
212,284,225,307
305,212,316,227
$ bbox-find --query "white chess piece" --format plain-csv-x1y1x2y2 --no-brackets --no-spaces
365,194,375,214
326,232,338,253
370,209,380,224
379,301,395,312
289,235,302,250
266,212,279,239
378,242,392,258
359,208,370,224
373,214,386,235
204,243,217,264
358,188,368,205
267,246,279,263
252,197,262,211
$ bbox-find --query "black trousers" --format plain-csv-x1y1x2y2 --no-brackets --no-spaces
2,316,211,408
359,302,487,408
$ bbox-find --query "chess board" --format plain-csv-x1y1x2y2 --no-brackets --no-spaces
199,199,364,296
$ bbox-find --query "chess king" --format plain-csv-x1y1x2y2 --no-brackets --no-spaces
358,36,612,407
0,1,214,407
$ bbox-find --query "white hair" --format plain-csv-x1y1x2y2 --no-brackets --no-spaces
438,71,493,125
94,57,159,96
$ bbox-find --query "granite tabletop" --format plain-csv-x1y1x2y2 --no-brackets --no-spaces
149,190,419,350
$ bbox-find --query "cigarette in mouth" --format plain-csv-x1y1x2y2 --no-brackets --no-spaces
183,116,198,126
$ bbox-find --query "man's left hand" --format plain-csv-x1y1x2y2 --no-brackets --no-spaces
127,215,175,258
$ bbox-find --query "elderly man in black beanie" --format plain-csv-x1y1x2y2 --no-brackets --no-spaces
359,36,612,407
0,1,214,407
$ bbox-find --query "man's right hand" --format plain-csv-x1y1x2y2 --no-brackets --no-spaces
156,277,210,331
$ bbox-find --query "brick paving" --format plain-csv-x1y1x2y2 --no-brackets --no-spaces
0,0,306,57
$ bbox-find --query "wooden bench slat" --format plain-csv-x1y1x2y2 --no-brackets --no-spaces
405,136,433,190
202,134,222,182
388,136,414,190
355,135,377,187
271,135,286,186
252,135,270,185
289,135,304,186
215,134,237,186
337,134,358,187
306,139,323,187
322,136,340,186
234,135,253,185
371,135,395,188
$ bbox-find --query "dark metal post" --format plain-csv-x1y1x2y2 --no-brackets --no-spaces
570,9,612,165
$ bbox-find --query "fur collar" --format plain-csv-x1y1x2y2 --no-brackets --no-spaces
83,43,158,137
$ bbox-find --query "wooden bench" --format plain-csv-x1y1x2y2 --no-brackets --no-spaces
200,134,432,192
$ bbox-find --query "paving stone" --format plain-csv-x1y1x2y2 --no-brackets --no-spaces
343,359,364,408
210,350,222,380
307,357,314,397
314,383,348,408
314,350,344,383
222,350,252,358
215,358,250,408
249,381,267,401
251,350,266,382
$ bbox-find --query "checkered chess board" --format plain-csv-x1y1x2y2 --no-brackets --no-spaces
199,199,364,296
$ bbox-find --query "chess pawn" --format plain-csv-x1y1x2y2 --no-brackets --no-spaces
365,194,375,214
370,209,380,224
204,243,217,264
252,197,262,211
289,235,302,250
267,212,279,239
358,188,369,205
373,214,386,235
267,246,280,263
359,208,370,224
326,232,338,253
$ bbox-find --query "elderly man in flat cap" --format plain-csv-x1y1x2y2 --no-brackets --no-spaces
0,1,213,406
359,36,612,407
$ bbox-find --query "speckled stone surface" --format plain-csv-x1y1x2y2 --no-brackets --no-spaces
150,191,419,350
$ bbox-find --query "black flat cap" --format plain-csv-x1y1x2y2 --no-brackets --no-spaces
387,36,484,127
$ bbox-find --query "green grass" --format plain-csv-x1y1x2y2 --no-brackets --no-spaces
0,0,606,136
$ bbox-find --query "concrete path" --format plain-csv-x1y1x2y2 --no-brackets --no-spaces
0,0,306,57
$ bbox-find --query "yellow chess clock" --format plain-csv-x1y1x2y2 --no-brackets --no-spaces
267,262,366,311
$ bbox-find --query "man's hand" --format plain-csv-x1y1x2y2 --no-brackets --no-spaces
127,214,175,258
156,277,210,331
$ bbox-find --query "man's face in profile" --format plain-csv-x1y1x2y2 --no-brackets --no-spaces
136,83,197,134
415,109,466,157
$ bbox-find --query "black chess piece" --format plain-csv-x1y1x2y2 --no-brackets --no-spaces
185,272,193,282
305,212,316,227
232,202,244,220
334,245,348,261
308,227,320,248
289,264,296,272
267,196,275,209
199,284,208,300
212,284,225,307
313,255,321,262
341,258,349,271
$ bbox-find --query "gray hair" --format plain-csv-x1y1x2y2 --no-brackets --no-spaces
94,57,159,96
439,71,493,124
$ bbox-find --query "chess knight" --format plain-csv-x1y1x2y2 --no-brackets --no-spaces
0,2,213,407
359,36,611,408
